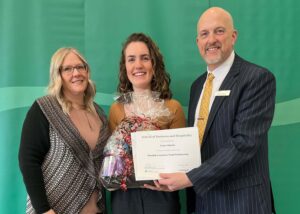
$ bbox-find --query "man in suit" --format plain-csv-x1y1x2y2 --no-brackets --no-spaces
147,7,276,214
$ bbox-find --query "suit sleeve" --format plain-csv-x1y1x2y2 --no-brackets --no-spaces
187,68,276,196
18,101,51,213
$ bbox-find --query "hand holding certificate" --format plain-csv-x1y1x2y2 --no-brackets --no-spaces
131,127,201,180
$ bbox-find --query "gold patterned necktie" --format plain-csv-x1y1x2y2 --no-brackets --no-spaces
197,73,215,145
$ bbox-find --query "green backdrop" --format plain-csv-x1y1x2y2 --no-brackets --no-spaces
1,0,299,213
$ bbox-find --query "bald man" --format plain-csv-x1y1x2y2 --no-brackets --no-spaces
145,7,276,214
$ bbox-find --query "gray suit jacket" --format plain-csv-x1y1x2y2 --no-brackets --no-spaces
186,55,276,214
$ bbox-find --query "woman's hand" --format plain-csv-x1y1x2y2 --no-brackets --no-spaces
44,209,56,214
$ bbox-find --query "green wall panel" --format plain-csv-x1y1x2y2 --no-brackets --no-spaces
1,0,299,213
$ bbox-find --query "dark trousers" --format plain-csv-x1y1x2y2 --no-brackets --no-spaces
111,188,180,214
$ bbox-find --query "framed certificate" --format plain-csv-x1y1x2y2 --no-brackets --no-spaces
131,127,201,180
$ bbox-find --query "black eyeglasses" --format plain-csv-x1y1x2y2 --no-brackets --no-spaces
60,64,87,74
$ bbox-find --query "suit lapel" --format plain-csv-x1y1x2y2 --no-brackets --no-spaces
202,55,243,146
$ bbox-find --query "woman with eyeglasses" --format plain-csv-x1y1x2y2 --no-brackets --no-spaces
19,47,110,214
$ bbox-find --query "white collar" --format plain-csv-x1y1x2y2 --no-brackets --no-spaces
207,51,235,77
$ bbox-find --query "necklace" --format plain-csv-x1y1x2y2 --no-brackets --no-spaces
84,111,94,131
71,106,94,131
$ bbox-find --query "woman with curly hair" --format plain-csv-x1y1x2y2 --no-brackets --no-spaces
108,33,185,214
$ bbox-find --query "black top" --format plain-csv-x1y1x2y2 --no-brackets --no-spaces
19,101,51,213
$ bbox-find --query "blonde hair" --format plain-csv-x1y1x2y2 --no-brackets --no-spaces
47,47,97,115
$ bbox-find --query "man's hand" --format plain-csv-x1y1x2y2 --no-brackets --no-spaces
158,172,193,191
144,172,193,192
144,180,172,192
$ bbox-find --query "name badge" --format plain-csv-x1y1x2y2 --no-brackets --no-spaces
215,90,231,96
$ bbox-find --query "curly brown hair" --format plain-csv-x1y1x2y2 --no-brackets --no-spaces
117,33,172,99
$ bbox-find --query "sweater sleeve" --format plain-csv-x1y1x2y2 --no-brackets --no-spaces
18,101,51,213
108,102,124,132
166,99,186,129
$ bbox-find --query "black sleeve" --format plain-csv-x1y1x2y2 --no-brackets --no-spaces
18,101,51,213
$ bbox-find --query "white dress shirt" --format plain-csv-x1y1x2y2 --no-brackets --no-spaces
194,51,235,126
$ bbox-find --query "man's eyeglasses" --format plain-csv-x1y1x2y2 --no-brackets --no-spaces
60,64,87,74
